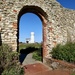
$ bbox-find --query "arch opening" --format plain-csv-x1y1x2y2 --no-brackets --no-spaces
17,6,48,63
18,6,48,22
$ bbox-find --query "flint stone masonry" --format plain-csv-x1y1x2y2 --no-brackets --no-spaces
0,0,75,57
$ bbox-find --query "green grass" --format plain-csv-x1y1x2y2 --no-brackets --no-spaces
19,43,26,50
71,73,75,75
19,43,41,51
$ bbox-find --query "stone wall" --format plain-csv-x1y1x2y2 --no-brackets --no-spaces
0,0,75,57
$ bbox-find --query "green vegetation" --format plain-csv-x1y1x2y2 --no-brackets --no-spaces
71,73,75,75
0,44,24,75
32,45,42,61
19,43,26,51
51,42,75,63
19,43,41,51
19,43,42,61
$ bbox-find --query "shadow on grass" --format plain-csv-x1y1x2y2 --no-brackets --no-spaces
19,47,39,64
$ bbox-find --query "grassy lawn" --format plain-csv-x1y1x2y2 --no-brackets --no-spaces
19,43,41,50
19,43,27,51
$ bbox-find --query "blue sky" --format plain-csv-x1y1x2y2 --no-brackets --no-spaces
19,0,75,43
19,13,42,43
57,0,75,10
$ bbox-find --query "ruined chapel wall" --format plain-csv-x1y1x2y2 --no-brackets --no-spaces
0,0,75,56
0,1,19,50
44,0,75,55
0,0,48,51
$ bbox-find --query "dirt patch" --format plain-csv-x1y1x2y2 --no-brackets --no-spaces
45,58,75,74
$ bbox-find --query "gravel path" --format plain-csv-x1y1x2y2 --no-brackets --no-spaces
22,53,39,66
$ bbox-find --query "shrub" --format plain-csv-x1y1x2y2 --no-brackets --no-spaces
0,44,24,75
32,45,42,61
2,65,24,75
51,42,75,63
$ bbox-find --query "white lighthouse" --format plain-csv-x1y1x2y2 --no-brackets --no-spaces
26,32,35,43
30,32,35,43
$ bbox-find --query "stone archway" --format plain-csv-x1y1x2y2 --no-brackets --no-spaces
18,6,48,60
0,0,75,63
